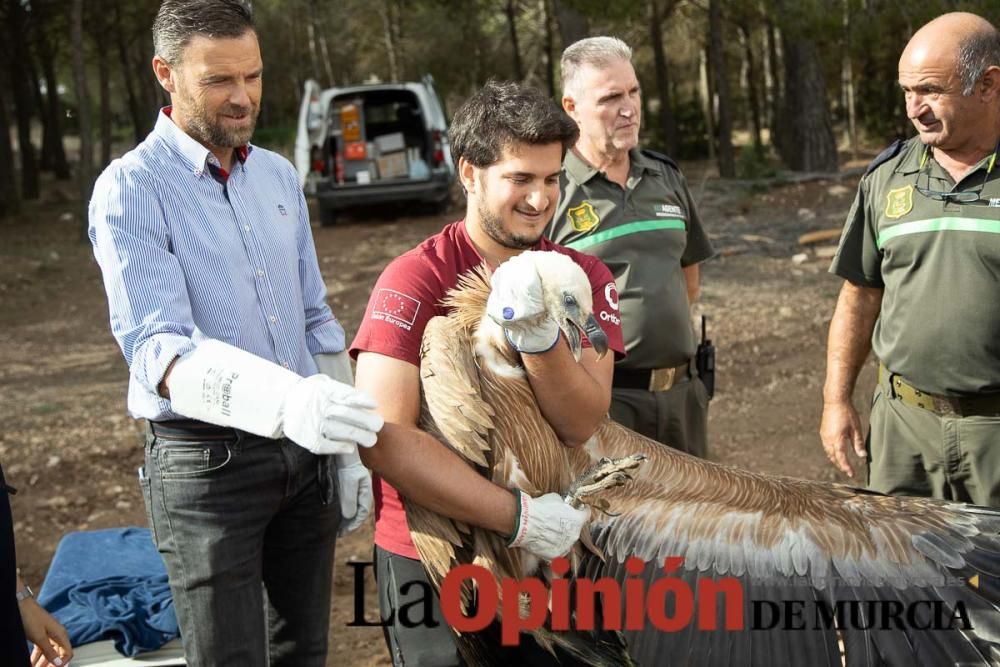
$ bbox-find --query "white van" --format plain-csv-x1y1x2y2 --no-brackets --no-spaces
294,76,455,225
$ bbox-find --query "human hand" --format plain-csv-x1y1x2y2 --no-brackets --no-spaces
507,490,590,560
283,375,384,455
335,448,373,536
487,255,559,354
19,597,72,667
819,401,867,477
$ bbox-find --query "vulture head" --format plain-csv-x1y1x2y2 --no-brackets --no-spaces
480,251,609,364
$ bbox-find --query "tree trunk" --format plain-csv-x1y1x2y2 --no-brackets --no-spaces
841,0,858,159
97,14,112,168
305,0,322,84
553,0,589,47
72,0,95,223
699,48,715,162
28,51,52,172
378,0,400,81
764,17,782,144
7,0,40,200
316,4,336,87
777,34,838,172
648,0,679,156
540,0,555,97
738,25,763,153
115,8,146,145
37,27,71,179
505,0,524,80
0,82,19,218
709,0,735,177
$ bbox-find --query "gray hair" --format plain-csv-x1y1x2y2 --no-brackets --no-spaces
153,0,255,65
560,36,633,97
957,29,1000,95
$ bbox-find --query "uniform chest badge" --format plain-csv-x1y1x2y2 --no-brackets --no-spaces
567,201,600,233
885,185,913,219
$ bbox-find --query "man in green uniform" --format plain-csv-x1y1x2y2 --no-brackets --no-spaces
548,36,715,456
822,12,1000,505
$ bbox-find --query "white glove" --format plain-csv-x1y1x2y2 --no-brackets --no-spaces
487,255,559,354
507,490,590,561
313,352,375,536
334,448,373,536
168,340,383,455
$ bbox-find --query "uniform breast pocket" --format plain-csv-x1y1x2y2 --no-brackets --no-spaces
155,440,233,478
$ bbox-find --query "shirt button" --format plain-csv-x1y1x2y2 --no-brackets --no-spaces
243,224,251,232
257,269,265,277
282,362,290,369
269,315,277,323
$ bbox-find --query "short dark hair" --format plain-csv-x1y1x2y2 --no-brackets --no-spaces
448,80,579,168
153,0,255,65
958,28,1000,95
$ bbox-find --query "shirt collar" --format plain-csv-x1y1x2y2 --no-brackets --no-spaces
895,138,998,177
154,106,252,175
564,147,657,185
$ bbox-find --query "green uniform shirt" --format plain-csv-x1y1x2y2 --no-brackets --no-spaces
548,148,715,370
831,138,1000,395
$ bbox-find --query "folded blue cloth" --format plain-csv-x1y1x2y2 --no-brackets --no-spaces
37,527,179,656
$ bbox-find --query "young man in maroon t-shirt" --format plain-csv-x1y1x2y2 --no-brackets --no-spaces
351,81,625,665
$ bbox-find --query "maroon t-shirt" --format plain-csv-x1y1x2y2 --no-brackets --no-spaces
350,219,625,559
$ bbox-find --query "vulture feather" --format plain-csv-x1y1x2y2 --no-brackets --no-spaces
407,250,1000,667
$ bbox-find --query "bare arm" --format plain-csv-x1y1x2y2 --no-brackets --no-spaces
819,281,883,476
682,263,700,304
521,343,613,447
354,352,516,535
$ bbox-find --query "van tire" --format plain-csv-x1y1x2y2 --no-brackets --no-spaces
318,203,337,226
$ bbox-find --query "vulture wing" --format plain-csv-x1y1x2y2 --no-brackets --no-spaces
411,258,1000,666
584,419,1000,667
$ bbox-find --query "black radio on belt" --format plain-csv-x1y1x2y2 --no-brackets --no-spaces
696,315,715,400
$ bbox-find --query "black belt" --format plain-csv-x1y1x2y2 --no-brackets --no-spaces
613,361,692,391
148,419,241,441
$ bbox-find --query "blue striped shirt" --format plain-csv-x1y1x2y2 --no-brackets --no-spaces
89,109,344,421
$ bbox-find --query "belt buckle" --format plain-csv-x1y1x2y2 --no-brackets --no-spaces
649,367,677,392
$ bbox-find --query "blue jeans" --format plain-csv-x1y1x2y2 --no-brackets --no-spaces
141,423,340,667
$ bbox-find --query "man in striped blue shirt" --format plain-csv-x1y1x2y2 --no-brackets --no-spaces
88,2,382,665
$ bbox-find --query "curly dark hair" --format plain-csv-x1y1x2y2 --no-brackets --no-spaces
448,80,579,168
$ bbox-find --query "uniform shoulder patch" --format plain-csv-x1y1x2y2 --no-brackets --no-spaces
864,139,907,176
640,149,679,171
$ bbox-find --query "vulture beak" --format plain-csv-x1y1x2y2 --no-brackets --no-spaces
565,311,608,360
582,314,609,358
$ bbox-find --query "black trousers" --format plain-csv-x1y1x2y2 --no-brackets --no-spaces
0,462,29,667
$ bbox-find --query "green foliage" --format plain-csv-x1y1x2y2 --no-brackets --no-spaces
11,0,1000,186
673,96,710,161
735,145,778,180
252,125,297,159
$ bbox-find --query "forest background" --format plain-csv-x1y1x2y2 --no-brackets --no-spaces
2,0,999,218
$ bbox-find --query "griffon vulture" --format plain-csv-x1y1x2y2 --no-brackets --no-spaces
405,250,1000,667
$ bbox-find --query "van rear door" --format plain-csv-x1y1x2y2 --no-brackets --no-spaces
420,75,454,177
295,79,325,187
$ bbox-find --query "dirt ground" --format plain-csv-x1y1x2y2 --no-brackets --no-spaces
0,158,879,666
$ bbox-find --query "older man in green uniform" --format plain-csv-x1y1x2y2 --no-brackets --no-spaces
548,36,715,456
821,12,1000,505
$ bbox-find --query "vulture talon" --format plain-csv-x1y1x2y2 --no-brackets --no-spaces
566,454,647,507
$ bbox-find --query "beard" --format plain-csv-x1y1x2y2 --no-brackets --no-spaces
179,94,259,149
476,173,545,250
477,199,544,250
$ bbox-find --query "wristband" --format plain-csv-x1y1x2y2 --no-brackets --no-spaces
15,584,33,602
506,490,531,547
